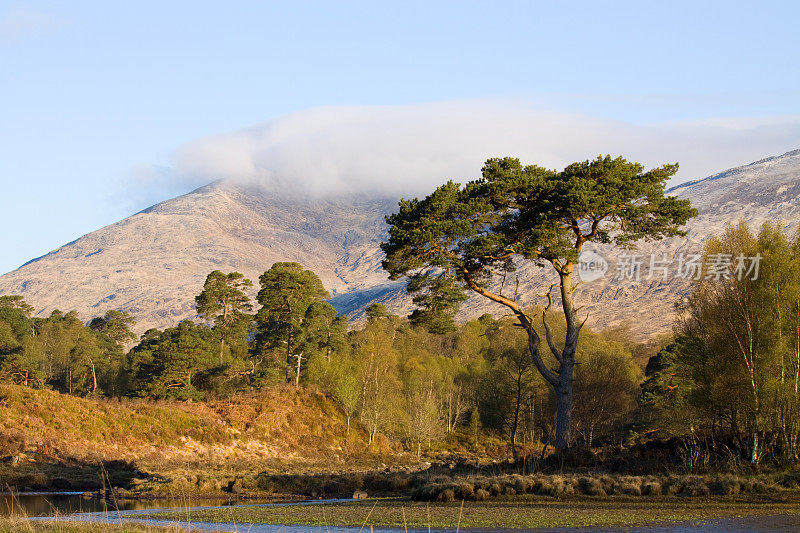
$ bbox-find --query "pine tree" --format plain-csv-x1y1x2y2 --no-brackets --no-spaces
382,155,696,451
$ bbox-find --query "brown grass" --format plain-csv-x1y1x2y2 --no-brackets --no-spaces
410,472,797,501
0,384,406,495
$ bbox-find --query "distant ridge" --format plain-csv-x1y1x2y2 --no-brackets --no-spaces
1,149,799,338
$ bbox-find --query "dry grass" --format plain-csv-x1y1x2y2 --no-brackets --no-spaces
147,497,800,529
0,517,189,532
0,383,404,495
410,472,795,501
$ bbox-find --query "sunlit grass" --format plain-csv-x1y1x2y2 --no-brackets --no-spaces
0,517,190,532
146,496,800,529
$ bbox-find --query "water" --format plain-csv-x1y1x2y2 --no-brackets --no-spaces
10,493,800,532
0,491,245,517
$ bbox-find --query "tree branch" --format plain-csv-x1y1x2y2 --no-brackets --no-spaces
541,286,564,364
460,268,559,386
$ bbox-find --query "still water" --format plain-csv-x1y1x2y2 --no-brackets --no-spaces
0,491,245,517
7,493,800,532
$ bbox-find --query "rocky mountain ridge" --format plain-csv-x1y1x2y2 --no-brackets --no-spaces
1,149,798,338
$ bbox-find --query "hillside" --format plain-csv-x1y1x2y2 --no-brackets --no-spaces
0,384,395,492
0,150,799,337
0,184,399,331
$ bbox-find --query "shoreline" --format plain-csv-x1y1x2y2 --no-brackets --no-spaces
23,496,800,532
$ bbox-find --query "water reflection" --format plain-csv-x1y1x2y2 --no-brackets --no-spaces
0,492,242,517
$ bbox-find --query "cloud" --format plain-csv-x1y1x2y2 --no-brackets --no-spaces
0,7,59,40
172,100,800,198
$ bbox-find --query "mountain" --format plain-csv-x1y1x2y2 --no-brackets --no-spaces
0,183,400,331
1,150,799,338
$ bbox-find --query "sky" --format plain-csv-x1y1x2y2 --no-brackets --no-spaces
1,0,799,275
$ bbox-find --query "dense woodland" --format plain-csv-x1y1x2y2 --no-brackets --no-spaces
1,222,799,466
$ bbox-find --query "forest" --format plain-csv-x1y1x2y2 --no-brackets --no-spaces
1,221,799,467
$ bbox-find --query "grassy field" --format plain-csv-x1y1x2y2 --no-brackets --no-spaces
0,518,188,533
146,495,800,529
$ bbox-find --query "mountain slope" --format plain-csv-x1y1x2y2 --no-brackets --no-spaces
0,182,399,331
1,150,799,337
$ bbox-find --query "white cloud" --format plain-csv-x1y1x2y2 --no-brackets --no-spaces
172,100,800,198
0,7,59,40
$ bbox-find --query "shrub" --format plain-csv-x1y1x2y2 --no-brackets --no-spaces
680,476,710,497
614,482,641,496
578,476,606,496
664,476,683,495
710,475,740,496
474,488,490,501
453,482,474,500
437,488,455,502
548,477,574,497
641,481,662,495
778,472,800,489
512,475,531,494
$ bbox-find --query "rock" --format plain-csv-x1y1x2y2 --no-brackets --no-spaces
51,478,72,490
352,490,368,499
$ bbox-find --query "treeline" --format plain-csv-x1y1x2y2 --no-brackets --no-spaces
0,261,644,457
0,302,134,396
641,221,800,466
3,222,800,464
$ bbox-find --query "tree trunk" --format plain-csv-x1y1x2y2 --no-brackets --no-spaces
553,269,578,452
90,360,97,393
286,330,294,384
554,367,574,452
510,428,518,460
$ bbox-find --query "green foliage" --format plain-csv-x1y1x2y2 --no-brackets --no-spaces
88,310,136,345
382,154,696,450
477,319,543,458
128,320,217,400
381,155,696,329
639,339,696,436
255,262,333,385
365,302,390,320
572,329,643,446
407,275,468,333
663,221,800,463
195,270,253,364
0,299,138,395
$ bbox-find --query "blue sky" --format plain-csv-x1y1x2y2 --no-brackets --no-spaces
1,0,799,275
